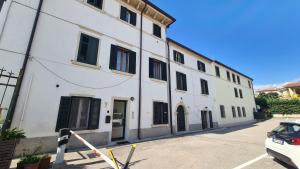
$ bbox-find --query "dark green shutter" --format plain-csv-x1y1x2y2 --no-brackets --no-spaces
161,61,167,81
203,63,206,72
87,36,99,65
197,61,201,70
176,72,180,90
55,97,71,132
149,58,154,78
173,51,176,61
163,103,168,124
120,6,127,21
130,12,137,26
88,98,101,130
129,50,136,74
183,74,187,91
153,102,160,125
109,45,118,70
181,53,185,64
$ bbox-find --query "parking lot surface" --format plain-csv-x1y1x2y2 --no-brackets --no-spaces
11,118,296,169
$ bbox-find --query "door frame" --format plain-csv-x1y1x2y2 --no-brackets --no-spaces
111,99,127,141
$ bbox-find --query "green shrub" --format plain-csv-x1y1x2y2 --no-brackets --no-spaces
18,155,41,165
0,128,26,140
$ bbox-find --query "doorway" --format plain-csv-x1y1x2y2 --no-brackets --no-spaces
177,105,186,132
111,100,127,141
202,110,214,129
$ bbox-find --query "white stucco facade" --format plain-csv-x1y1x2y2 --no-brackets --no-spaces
0,0,256,153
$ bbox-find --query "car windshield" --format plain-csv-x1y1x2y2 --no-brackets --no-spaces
273,123,300,136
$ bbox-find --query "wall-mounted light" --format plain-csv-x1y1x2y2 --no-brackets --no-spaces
130,97,135,101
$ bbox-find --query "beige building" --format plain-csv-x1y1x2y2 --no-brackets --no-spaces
256,82,300,99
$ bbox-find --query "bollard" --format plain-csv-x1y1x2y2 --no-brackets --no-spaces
54,128,71,164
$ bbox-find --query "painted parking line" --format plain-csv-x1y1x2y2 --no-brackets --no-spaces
232,153,268,169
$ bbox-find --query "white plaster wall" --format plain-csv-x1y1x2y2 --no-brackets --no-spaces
168,44,214,130
212,62,256,126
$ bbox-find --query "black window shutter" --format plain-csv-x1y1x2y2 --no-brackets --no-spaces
176,72,180,90
153,102,161,125
173,51,176,61
98,0,103,9
109,45,118,70
183,74,187,91
163,103,168,124
197,61,201,70
161,61,167,81
149,58,154,78
55,97,72,132
129,50,136,74
88,98,101,130
206,81,209,94
181,53,185,64
130,12,137,26
203,63,206,72
120,6,127,21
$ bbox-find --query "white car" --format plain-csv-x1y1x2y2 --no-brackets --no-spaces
265,120,300,169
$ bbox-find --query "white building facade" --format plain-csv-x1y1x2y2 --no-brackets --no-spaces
0,0,256,154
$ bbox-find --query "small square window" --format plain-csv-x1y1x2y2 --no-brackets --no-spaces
120,6,137,26
173,51,184,64
149,58,167,81
198,61,206,72
87,0,103,9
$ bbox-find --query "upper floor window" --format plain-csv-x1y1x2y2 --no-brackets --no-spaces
109,45,136,74
242,107,246,117
197,61,206,72
227,71,231,81
173,50,184,64
232,106,236,118
248,80,252,88
239,89,243,98
153,102,168,125
149,58,167,81
87,0,103,9
232,73,236,83
153,24,162,38
120,6,137,26
234,88,239,98
77,33,99,65
215,66,220,77
200,79,209,95
237,76,241,84
237,107,242,117
220,105,226,118
176,72,187,91
55,96,101,132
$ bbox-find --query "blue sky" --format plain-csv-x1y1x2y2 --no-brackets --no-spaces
151,0,300,88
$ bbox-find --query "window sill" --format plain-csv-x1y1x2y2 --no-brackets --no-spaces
201,94,210,97
175,89,187,93
150,78,167,84
152,124,169,128
118,18,137,29
71,60,101,70
111,70,134,76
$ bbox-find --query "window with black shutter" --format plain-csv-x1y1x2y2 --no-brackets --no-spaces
87,0,103,9
215,66,220,77
153,24,161,38
149,58,167,81
200,79,209,95
173,50,184,64
237,76,241,84
232,73,236,83
153,102,168,125
197,61,206,72
248,80,252,88
220,105,226,118
227,71,231,81
77,33,99,65
239,89,243,99
176,72,187,91
234,88,239,98
232,106,236,118
237,107,242,117
109,45,136,74
55,96,101,132
242,107,246,117
120,6,137,26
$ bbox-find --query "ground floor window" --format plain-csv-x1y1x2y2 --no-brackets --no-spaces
153,102,168,125
55,96,101,132
242,107,246,117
